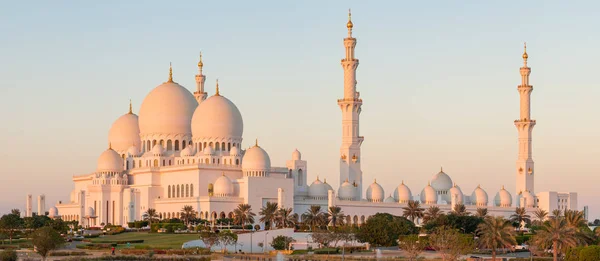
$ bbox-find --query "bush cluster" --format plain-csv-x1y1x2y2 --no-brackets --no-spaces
0,249,18,261
150,223,186,233
127,221,150,229
314,248,340,254
49,251,89,256
566,245,600,261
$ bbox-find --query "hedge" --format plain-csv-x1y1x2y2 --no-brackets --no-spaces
150,223,186,233
60,256,211,261
566,245,600,261
94,239,144,244
314,248,340,254
515,234,533,245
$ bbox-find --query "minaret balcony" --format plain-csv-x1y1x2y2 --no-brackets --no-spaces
337,98,363,103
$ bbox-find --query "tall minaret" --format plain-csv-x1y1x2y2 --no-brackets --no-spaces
194,52,207,103
515,43,536,196
338,10,364,199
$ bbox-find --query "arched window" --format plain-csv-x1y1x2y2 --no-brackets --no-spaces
235,159,239,165
174,140,179,151
154,159,158,167
220,212,226,219
208,183,214,196
133,160,136,168
159,140,164,146
205,158,209,164
212,159,215,164
288,169,292,179
168,185,171,198
186,184,189,197
215,142,220,151
203,142,207,150
297,169,303,186
182,141,186,150
190,184,194,197
167,140,173,150
177,185,180,198
147,140,151,150
209,142,213,149
228,143,231,151
169,160,171,165
139,160,141,168
126,161,129,170
153,140,157,146
221,142,225,151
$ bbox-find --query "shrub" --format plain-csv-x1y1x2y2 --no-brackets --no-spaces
0,249,18,261
270,235,295,250
515,234,533,245
0,245,18,250
49,251,88,256
566,245,600,261
314,248,340,254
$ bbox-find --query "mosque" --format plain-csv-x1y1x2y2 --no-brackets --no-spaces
43,12,579,227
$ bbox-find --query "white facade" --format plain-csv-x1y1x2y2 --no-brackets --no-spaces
37,194,46,216
49,13,579,227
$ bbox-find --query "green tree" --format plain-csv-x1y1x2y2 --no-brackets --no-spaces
564,209,594,245
551,209,562,219
180,205,196,226
423,213,483,234
423,206,442,224
0,249,17,261
402,200,424,223
301,205,326,231
475,208,488,218
532,217,578,261
218,230,238,253
10,209,20,216
0,213,23,243
327,206,345,228
31,227,65,261
398,235,426,261
233,204,256,230
275,207,297,228
429,226,474,261
533,209,548,225
452,204,469,216
510,207,531,230
142,208,159,228
270,235,295,250
476,216,517,261
199,231,219,251
355,213,417,247
259,202,278,230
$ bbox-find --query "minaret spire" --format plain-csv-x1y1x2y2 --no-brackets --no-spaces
194,52,208,103
128,99,132,114
215,79,220,96
515,42,536,199
167,62,173,82
338,10,363,200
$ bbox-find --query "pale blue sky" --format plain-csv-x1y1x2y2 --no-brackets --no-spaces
1,1,599,219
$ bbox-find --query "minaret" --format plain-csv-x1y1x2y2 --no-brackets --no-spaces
194,52,207,103
515,43,536,195
338,10,364,199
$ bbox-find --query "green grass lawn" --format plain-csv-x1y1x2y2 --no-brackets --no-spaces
90,232,199,249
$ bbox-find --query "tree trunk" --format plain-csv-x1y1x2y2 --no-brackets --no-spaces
553,241,558,261
492,249,496,261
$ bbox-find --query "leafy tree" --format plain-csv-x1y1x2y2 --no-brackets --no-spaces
398,235,426,261
180,205,196,226
233,204,256,230
311,230,335,247
275,207,297,228
476,216,517,261
355,213,417,247
402,200,424,223
142,208,159,228
10,209,20,216
475,208,488,218
270,235,295,250
592,219,600,226
451,204,469,216
0,213,23,243
510,207,531,230
301,205,326,231
423,206,442,224
199,231,220,251
259,202,278,230
429,226,474,261
533,209,548,225
532,217,578,261
423,213,483,234
0,249,17,261
218,230,238,253
327,206,345,228
31,227,65,261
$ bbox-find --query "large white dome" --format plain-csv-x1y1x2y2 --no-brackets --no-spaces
338,180,355,200
494,186,512,207
139,80,198,137
97,147,123,173
366,180,385,202
431,168,453,192
213,174,233,197
48,206,59,218
242,144,271,176
394,181,412,203
449,184,464,205
191,93,243,143
420,184,437,204
309,178,331,199
108,111,141,153
471,185,489,206
519,190,535,208
85,207,96,217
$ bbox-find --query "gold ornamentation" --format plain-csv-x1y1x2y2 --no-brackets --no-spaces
215,79,220,96
168,62,173,82
347,9,353,29
198,51,203,68
528,167,533,174
522,42,528,60
128,99,132,114
341,154,347,160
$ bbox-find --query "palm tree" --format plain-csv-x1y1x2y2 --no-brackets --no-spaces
402,200,425,223
532,217,578,261
564,209,593,245
328,206,345,228
180,205,196,226
423,206,443,224
233,204,256,230
551,209,562,219
452,204,469,216
510,207,531,231
533,209,548,225
476,208,488,218
476,216,517,261
143,208,159,228
10,209,20,216
276,208,298,228
302,205,326,231
259,202,278,230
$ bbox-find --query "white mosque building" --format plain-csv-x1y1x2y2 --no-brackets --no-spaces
47,12,578,227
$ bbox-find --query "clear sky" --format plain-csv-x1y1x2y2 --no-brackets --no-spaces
1,1,598,219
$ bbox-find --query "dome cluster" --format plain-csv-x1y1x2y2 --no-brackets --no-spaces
309,177,333,199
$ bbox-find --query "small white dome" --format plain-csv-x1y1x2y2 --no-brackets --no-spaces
338,180,356,201
127,145,140,157
213,174,233,197
309,178,331,199
48,206,59,218
230,146,240,156
366,180,385,202
108,111,141,153
394,181,413,203
139,80,198,137
97,147,123,173
292,149,301,161
384,195,396,203
449,184,464,205
180,145,195,157
420,184,438,204
203,145,214,155
519,190,535,208
242,143,271,176
191,94,243,142
85,207,95,217
151,144,164,156
494,186,512,207
471,185,489,206
431,168,454,191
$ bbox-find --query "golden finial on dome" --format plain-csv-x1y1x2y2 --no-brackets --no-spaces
522,42,528,60
128,99,132,114
401,180,404,185
347,8,353,30
374,178,377,183
255,138,258,147
440,166,443,172
198,51,204,68
428,181,430,186
168,62,173,82
317,175,320,181
502,185,505,190
324,178,327,183
109,142,112,150
215,79,220,96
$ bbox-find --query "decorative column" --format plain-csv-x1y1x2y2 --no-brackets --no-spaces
515,43,536,195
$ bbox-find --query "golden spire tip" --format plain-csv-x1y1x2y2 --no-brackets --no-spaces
215,78,220,96
522,42,528,60
109,142,112,150
346,8,353,30
168,62,173,82
198,51,204,68
128,99,132,114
